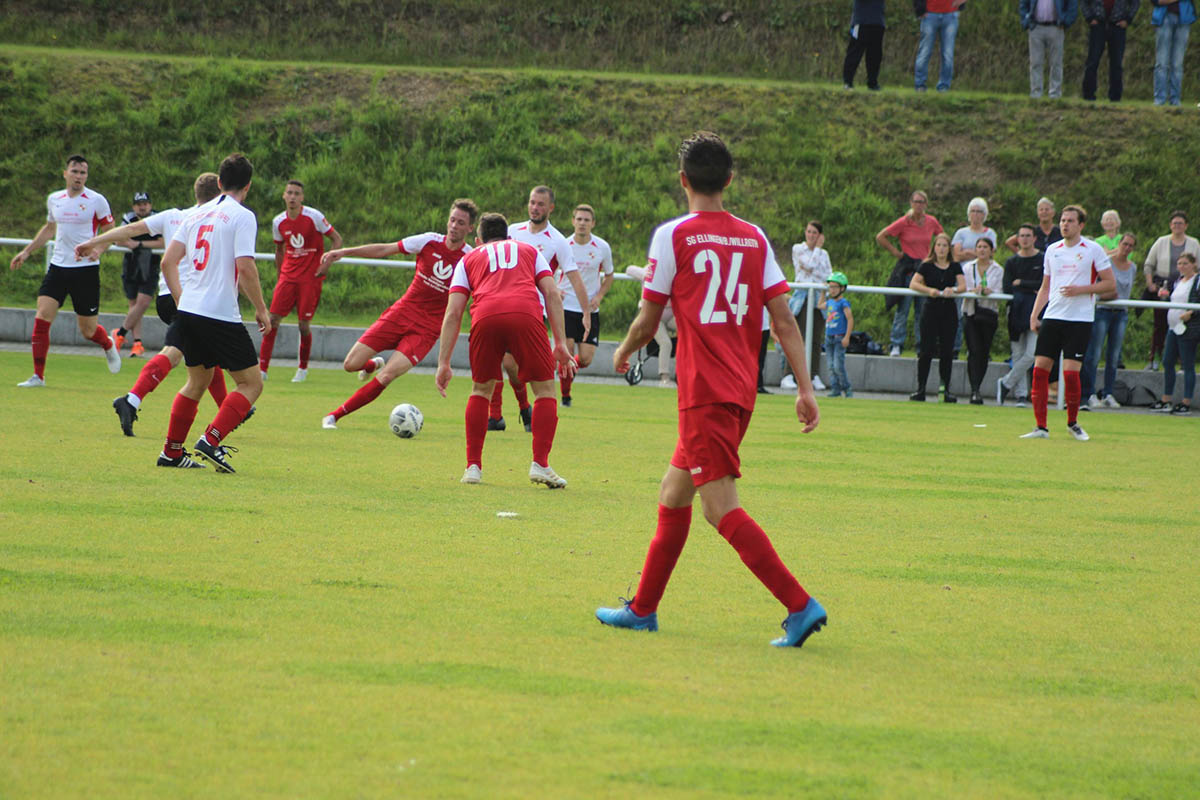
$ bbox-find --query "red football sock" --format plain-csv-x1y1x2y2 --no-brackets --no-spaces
164,393,199,458
31,318,50,379
332,378,385,420
465,393,489,468
298,332,312,369
511,380,530,411
560,375,573,399
630,504,693,617
1064,369,1081,426
130,353,172,400
531,397,558,466
204,391,252,446
717,508,810,613
258,328,277,372
1032,366,1050,429
207,366,228,406
489,381,504,420
90,324,112,350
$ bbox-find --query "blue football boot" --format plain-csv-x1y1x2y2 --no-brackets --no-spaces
770,597,827,648
596,598,658,632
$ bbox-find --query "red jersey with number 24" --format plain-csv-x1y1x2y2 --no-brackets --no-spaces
643,211,788,412
449,240,552,326
379,233,472,335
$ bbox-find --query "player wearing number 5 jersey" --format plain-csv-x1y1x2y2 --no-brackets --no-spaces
597,131,826,649
157,153,270,472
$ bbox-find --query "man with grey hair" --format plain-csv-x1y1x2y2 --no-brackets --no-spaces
1020,0,1079,99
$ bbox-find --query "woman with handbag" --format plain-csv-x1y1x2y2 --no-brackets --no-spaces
1152,253,1200,414
961,238,1005,404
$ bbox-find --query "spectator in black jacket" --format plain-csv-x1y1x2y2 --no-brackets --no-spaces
997,224,1044,405
844,1,887,90
1082,0,1140,101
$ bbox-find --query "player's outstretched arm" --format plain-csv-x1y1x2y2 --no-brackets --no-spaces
768,293,819,433
75,219,151,261
236,255,271,333
320,242,400,270
613,298,665,374
160,240,186,303
435,293,468,397
10,222,55,270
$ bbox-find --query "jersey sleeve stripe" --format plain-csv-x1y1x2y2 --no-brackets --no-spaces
643,287,670,305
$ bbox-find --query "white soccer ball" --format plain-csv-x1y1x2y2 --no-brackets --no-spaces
389,403,423,438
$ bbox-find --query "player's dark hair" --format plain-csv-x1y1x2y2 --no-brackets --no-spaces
1018,222,1037,235
1169,210,1188,224
286,179,304,190
194,172,220,204
574,204,595,220
531,185,555,204
478,213,509,243
452,198,480,224
1062,204,1087,225
807,220,822,234
218,153,253,192
678,131,732,195
66,154,88,167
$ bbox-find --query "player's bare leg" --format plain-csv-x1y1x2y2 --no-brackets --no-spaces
502,353,532,431
324,351,413,429
74,311,120,374
341,341,382,375
462,378,497,483
258,313,284,379
527,378,566,488
120,292,153,355
293,317,313,382
560,339,578,406
560,340,595,406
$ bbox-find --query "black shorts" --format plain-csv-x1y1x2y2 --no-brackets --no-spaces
156,293,178,325
1035,318,1093,362
122,250,160,299
175,310,258,371
38,264,100,316
564,309,599,346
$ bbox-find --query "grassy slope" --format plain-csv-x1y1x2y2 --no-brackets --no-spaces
2,46,1198,357
1,352,1197,798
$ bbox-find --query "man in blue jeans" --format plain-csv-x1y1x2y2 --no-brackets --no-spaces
914,0,967,92
1151,0,1195,106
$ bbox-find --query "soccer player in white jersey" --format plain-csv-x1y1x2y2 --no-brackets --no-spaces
489,185,591,430
1021,204,1115,441
558,203,614,406
258,180,342,382
76,173,231,436
156,153,270,471
9,154,120,386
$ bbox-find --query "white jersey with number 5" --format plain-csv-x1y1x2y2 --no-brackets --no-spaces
171,195,257,323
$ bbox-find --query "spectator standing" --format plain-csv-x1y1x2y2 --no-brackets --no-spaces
1095,208,1125,253
1020,0,1080,99
1005,197,1062,253
820,272,855,397
783,220,830,391
909,232,965,402
1150,0,1195,106
960,238,1005,404
1153,253,1200,413
998,224,1045,405
844,0,887,90
914,1,967,92
1143,210,1200,368
112,191,161,357
950,197,998,357
878,190,942,356
1082,0,1140,102
1082,232,1138,408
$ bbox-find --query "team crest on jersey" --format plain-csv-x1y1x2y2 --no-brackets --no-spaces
289,233,305,248
433,260,453,281
645,259,657,282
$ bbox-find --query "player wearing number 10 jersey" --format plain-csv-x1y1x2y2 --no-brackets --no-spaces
597,131,826,648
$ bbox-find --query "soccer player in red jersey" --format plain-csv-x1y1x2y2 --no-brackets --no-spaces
10,154,120,386
258,180,342,383
436,212,576,488
319,199,479,429
596,131,827,648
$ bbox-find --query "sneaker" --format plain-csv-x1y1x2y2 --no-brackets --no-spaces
358,356,385,381
595,598,659,632
1016,396,1029,408
843,82,854,90
770,597,827,648
321,414,337,429
779,374,797,390
970,392,983,405
112,332,125,350
487,416,506,432
291,368,308,383
1151,400,1173,412
562,395,572,407
156,449,206,468
112,395,138,436
1102,394,1121,409
1020,427,1050,439
1079,405,1091,412
1087,393,1102,409
194,436,237,473
261,370,269,381
828,390,842,398
461,464,482,484
104,339,122,373
812,375,826,391
1145,360,1157,371
1171,403,1191,415
520,405,532,433
131,341,145,357
1067,423,1090,441
17,374,45,387
997,380,1010,405
529,462,567,489
909,392,926,401
889,345,901,357
843,389,854,398
944,392,957,403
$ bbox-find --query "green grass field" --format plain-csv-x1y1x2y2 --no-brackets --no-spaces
2,352,1197,798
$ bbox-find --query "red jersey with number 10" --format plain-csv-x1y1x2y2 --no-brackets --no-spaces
643,211,788,411
449,240,552,326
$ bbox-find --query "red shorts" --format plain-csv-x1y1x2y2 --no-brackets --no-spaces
358,314,439,366
269,278,323,321
469,312,555,383
670,403,753,486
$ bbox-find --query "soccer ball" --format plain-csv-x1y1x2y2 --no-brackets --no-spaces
389,403,423,438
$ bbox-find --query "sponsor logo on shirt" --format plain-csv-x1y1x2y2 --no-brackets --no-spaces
432,259,453,281
289,233,305,249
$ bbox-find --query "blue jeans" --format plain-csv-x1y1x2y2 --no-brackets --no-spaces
826,333,851,395
1162,331,1197,402
890,293,926,351
1154,15,1191,105
915,12,959,91
1081,308,1128,399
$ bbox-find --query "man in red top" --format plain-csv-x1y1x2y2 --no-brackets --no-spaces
258,180,342,383
876,190,944,356
596,131,826,649
436,212,576,488
320,199,479,429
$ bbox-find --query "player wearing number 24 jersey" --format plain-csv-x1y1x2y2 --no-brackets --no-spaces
598,131,826,649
